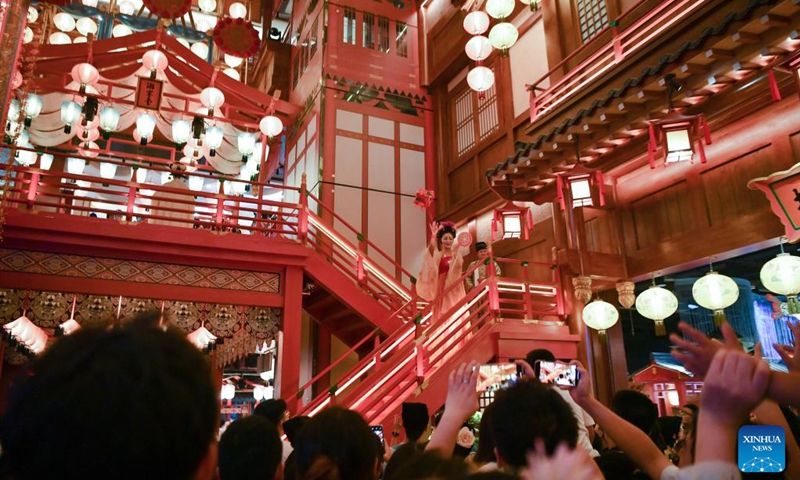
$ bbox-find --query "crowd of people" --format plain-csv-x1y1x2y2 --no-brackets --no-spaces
1,309,799,480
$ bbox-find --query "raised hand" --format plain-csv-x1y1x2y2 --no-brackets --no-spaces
670,321,740,377
514,359,535,379
774,320,800,372
700,349,770,426
568,361,593,406
444,361,480,421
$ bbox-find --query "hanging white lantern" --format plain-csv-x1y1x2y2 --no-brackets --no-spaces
74,36,88,43
489,22,519,52
198,0,217,12
112,24,133,37
54,13,76,32
23,27,33,44
253,385,265,401
136,113,157,145
467,66,495,93
76,17,98,36
229,2,247,18
485,0,515,19
61,101,82,133
39,153,54,170
118,1,136,15
259,115,283,138
142,50,169,78
161,171,172,184
237,132,257,158
135,167,148,183
49,32,71,45
582,299,619,336
100,162,118,179
7,99,20,122
59,319,82,335
221,383,236,400
66,157,86,175
635,285,678,336
188,175,205,191
177,37,191,49
79,141,100,158
172,120,191,145
23,94,43,126
82,0,100,7
74,124,101,143
205,126,224,156
187,326,217,350
71,63,100,95
27,6,39,23
16,146,37,167
223,68,241,81
463,10,490,35
200,87,225,116
465,35,493,62
224,54,244,68
191,42,209,59
760,252,800,315
692,271,739,326
99,107,120,136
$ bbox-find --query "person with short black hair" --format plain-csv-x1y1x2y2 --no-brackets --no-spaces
0,310,219,480
255,398,293,462
219,415,283,480
465,242,501,290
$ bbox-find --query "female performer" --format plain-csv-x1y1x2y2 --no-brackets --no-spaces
416,221,467,322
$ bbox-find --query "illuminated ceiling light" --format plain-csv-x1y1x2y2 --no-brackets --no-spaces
57,319,82,336
172,119,191,147
259,115,283,139
204,125,224,156
488,22,519,55
465,35,493,62
49,32,71,45
99,107,120,138
199,0,216,12
224,54,244,68
200,87,225,116
518,0,541,11
188,175,205,191
118,1,136,15
221,383,236,400
54,12,76,32
463,10,490,35
467,66,494,94
99,162,118,179
237,132,256,161
112,24,133,37
78,141,100,158
23,94,43,126
71,63,100,95
82,0,99,6
23,27,33,44
692,270,739,326
74,36,88,43
556,164,606,210
635,284,678,335
66,157,86,175
191,42,209,59
134,166,148,183
16,146,37,167
76,17,98,36
223,68,241,81
582,299,619,336
485,0,515,20
27,6,38,23
229,2,247,18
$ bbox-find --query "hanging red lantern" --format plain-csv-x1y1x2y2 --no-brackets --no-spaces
492,201,533,240
556,164,606,210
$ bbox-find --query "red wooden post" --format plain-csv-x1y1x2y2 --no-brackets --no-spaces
126,184,137,222
373,335,381,369
298,173,308,242
611,24,623,63
215,189,225,231
279,266,304,415
26,171,39,208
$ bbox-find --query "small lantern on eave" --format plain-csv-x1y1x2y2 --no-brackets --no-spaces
647,74,712,168
556,164,606,210
492,201,533,240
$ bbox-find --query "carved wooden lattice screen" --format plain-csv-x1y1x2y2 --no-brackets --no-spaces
576,0,608,43
453,81,498,157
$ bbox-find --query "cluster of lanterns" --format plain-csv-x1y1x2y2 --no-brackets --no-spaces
582,249,800,337
3,316,48,356
220,382,274,401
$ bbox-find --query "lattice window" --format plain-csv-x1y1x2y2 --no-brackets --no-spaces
377,16,390,53
454,89,475,156
685,381,704,396
343,8,356,45
363,13,375,49
576,0,608,43
452,79,499,157
396,21,408,58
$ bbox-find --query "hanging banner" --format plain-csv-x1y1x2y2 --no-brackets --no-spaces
748,162,800,243
135,77,163,110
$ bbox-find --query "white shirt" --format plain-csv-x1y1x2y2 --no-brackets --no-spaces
554,387,599,457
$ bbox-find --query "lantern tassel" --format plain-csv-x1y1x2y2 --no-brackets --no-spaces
654,320,666,336
768,70,781,102
713,310,726,327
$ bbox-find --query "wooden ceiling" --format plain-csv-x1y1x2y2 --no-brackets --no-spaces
487,0,800,203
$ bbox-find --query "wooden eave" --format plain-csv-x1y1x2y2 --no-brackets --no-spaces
487,0,800,203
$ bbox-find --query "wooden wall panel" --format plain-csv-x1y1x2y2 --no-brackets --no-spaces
585,213,615,254
478,138,512,174
630,181,696,250
448,162,477,206
701,145,775,227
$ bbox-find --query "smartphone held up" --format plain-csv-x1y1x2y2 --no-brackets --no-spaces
534,360,580,388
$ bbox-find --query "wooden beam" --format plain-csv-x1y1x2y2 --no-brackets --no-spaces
760,14,791,27
705,48,734,59
731,31,761,44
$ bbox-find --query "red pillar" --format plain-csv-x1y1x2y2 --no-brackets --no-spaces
278,266,304,414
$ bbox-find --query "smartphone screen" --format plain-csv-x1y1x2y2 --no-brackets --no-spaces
535,360,579,387
370,425,385,448
477,363,522,392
